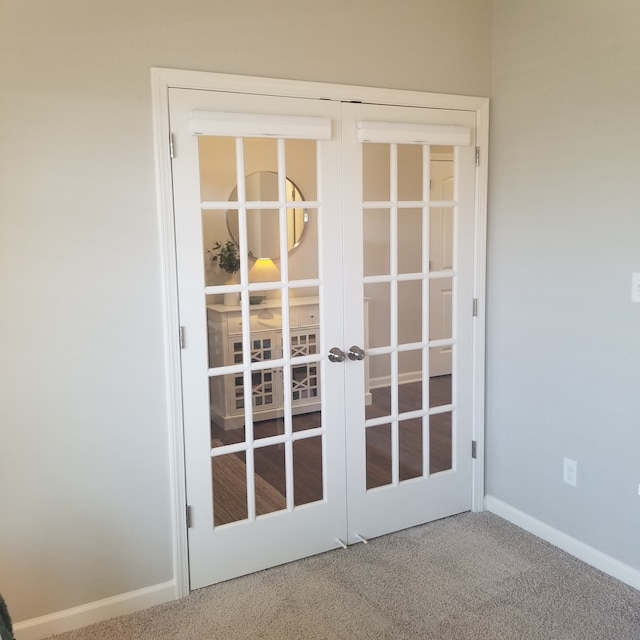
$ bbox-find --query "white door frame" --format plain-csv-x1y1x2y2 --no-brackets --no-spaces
150,67,489,598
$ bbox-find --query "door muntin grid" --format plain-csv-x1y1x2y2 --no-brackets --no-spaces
362,143,457,489
200,134,325,527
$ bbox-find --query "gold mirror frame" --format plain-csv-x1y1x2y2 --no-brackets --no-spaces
226,171,307,260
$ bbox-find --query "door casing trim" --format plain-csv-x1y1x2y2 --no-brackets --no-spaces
150,67,489,598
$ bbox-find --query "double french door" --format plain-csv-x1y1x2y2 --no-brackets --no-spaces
168,86,478,589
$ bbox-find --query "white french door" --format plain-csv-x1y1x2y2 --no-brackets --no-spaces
341,102,476,541
167,84,480,590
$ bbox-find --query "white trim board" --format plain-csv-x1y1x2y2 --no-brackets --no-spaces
485,496,640,592
13,581,177,640
151,68,488,111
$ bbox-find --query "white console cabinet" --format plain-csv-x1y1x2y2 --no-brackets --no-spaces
207,297,321,430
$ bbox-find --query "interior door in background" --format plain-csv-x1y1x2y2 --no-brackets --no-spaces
429,157,455,376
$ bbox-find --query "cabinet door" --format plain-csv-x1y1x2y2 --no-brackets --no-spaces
227,331,279,416
289,327,321,410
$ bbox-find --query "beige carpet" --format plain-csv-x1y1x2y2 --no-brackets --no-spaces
49,513,640,639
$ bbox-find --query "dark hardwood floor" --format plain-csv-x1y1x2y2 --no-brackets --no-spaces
211,376,452,525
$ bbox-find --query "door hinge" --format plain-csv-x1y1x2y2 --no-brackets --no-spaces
179,326,185,349
472,440,477,459
169,133,175,159
472,298,478,317
186,505,192,528
475,146,480,167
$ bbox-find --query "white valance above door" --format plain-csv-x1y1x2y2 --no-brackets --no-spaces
188,110,332,140
356,121,470,145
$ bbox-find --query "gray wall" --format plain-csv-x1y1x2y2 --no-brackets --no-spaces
487,0,640,569
0,0,491,623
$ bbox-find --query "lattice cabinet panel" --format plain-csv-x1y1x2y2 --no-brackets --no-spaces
290,330,320,407
207,297,320,430
230,335,278,412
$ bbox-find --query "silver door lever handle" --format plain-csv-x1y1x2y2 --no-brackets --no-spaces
328,347,346,363
347,345,365,361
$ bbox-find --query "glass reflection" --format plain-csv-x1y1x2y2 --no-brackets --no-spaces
363,208,391,277
200,131,323,531
366,354,391,421
429,208,454,273
285,139,318,200
398,280,422,345
429,148,454,201
254,445,287,516
289,209,319,281
213,452,248,526
397,380,422,416
399,418,423,481
293,436,323,505
198,136,236,202
397,144,423,201
429,411,452,474
364,283,390,349
226,173,308,261
363,143,390,201
366,423,392,489
397,208,422,274
429,277,453,341
429,374,452,409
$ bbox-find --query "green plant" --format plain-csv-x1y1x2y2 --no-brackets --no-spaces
209,240,241,274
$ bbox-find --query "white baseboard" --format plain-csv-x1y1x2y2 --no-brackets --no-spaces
485,496,640,592
369,371,421,389
13,501,640,638
14,580,178,640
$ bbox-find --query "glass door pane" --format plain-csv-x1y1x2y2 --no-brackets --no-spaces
199,134,325,528
361,142,460,488
362,140,432,490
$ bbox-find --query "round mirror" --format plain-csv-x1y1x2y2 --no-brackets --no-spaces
226,172,307,260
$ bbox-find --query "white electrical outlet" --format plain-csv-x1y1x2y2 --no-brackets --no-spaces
563,458,577,487
632,273,640,303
